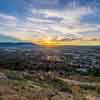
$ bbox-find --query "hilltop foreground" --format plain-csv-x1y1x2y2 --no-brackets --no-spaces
0,43,100,100
0,69,100,100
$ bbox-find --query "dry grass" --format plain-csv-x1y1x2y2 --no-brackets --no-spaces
0,69,100,100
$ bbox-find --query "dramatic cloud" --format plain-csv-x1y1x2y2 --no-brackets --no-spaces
0,13,16,36
0,0,100,44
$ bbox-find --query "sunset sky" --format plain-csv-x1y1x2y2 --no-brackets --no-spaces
0,0,100,45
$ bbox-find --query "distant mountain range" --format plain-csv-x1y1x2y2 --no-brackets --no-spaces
0,42,39,48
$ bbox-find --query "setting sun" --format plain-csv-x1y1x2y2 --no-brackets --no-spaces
37,40,58,47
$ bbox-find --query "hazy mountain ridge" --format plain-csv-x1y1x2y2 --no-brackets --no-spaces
0,42,39,48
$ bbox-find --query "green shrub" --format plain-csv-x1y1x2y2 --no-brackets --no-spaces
5,70,24,80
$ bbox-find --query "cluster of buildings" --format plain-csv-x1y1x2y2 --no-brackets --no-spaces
0,46,100,71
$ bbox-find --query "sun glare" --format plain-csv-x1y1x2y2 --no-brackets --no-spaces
35,39,100,47
39,40,57,47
